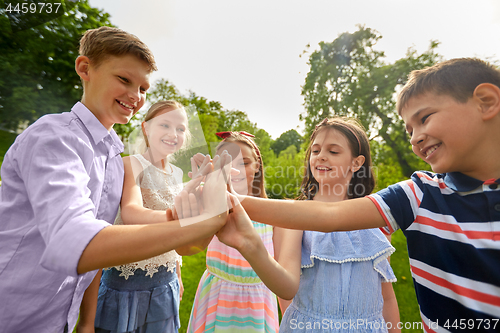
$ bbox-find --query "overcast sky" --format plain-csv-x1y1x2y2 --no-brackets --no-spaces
88,0,500,138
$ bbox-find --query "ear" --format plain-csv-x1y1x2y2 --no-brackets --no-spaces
253,160,261,174
473,83,500,121
75,56,91,82
352,155,365,173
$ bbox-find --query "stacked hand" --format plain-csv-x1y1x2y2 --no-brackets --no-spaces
174,152,233,225
216,194,259,253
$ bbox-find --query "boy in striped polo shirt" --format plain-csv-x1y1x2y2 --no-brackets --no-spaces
238,58,500,332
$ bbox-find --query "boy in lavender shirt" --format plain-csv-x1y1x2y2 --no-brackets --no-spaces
0,27,228,333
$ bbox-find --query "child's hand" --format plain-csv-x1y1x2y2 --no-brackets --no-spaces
200,151,232,217
216,194,259,253
175,151,232,226
187,153,212,179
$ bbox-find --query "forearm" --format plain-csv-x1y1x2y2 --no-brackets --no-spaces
239,235,299,300
278,298,293,315
382,282,401,333
240,196,385,232
121,205,168,225
175,235,214,256
78,214,225,274
76,269,101,332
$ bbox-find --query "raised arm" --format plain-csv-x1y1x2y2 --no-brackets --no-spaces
239,195,386,232
217,196,302,299
77,153,232,274
119,156,177,225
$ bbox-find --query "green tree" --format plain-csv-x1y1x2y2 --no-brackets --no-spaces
0,0,114,132
301,25,440,178
146,79,260,152
265,145,305,199
271,129,304,156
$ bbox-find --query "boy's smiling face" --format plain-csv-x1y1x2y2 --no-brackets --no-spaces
401,92,484,176
78,54,151,130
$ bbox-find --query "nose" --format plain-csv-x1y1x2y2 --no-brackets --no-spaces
316,149,327,161
166,127,177,138
128,86,142,103
410,130,425,147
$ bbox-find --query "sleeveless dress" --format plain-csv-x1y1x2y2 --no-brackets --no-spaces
187,222,280,333
95,154,184,333
280,229,396,333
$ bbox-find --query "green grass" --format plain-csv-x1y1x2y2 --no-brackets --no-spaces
390,230,423,332
179,251,207,333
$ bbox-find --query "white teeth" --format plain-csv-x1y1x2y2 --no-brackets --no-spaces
118,100,133,109
426,146,438,157
162,140,176,146
316,167,330,171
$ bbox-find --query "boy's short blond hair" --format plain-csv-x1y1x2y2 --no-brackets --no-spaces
397,58,500,114
79,26,157,72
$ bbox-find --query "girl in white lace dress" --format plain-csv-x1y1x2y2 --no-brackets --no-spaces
93,100,189,333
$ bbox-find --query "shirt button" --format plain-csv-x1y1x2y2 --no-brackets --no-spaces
494,203,500,212
489,184,498,190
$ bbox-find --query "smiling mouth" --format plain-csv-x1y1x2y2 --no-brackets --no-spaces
423,144,441,158
117,100,135,111
231,178,245,183
315,167,331,171
162,140,177,146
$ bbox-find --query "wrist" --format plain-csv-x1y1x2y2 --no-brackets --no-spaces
239,232,264,258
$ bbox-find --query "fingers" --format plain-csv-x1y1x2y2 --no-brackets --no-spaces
182,175,204,194
228,193,242,212
166,208,174,221
171,207,179,220
188,192,199,217
175,190,202,221
174,192,184,220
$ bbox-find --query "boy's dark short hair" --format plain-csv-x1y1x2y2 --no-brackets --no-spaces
397,58,500,114
79,26,157,71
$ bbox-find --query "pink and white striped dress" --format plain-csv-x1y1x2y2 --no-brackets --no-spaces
187,221,279,333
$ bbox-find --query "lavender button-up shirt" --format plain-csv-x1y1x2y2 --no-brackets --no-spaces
0,102,124,333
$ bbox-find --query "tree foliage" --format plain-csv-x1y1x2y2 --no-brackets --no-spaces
271,129,304,156
0,0,113,132
301,25,440,177
144,79,263,152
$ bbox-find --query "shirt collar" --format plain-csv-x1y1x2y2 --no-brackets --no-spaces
71,102,124,152
444,172,499,192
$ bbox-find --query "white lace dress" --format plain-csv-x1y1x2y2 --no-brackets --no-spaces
95,154,184,333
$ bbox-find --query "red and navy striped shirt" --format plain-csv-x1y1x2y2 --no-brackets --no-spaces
368,171,500,333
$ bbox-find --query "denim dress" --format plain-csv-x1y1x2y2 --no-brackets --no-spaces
280,229,396,333
94,155,183,333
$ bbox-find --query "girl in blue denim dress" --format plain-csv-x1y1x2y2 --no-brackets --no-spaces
217,117,401,333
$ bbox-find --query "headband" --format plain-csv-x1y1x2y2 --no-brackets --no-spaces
216,131,261,159
216,131,255,139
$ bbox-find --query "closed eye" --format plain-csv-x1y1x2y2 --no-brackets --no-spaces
118,76,129,83
421,113,433,124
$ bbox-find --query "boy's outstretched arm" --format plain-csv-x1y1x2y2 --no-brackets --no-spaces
77,153,232,274
217,196,302,300
240,196,386,232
